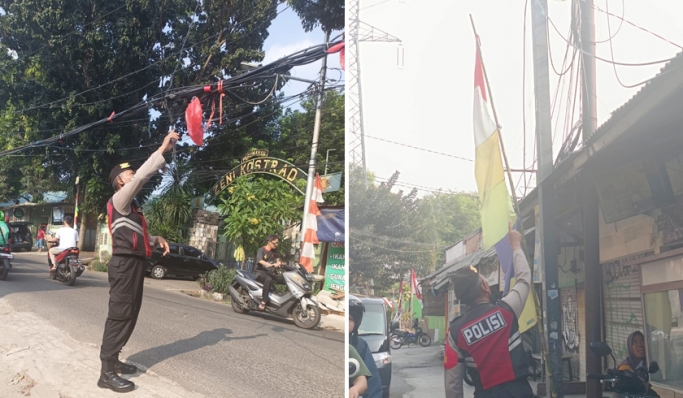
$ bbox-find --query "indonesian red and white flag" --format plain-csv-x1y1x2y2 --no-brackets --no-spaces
411,268,422,304
299,174,324,272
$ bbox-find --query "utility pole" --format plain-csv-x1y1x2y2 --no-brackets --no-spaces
347,0,401,186
530,0,562,396
578,1,601,397
300,31,330,238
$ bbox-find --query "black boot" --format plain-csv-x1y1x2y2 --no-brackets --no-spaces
98,360,135,393
115,360,139,375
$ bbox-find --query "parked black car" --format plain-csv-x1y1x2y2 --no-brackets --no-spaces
9,222,33,251
356,294,392,398
146,243,225,280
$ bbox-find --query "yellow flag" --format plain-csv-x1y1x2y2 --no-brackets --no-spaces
509,277,538,333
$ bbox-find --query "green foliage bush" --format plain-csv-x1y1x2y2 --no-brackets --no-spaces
198,267,237,295
91,260,108,273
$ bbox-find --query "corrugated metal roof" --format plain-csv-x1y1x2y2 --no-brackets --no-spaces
421,247,497,291
532,50,683,188
584,50,683,146
0,191,69,208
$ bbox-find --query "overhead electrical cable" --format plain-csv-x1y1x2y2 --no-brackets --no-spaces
0,3,291,118
0,39,341,158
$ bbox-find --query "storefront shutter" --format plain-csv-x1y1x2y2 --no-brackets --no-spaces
602,258,646,360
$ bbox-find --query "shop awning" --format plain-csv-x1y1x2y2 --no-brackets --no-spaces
421,247,498,292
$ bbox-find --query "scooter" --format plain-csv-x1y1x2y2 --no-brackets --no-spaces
587,341,660,397
228,262,324,329
0,244,13,281
47,240,84,286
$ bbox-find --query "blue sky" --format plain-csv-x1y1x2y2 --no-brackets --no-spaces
262,4,344,110
157,5,343,198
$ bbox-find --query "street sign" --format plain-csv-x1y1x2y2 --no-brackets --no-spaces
320,172,342,193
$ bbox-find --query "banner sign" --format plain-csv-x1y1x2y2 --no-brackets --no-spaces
323,242,345,292
207,157,308,203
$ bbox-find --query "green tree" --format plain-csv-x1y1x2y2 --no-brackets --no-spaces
145,185,194,244
271,89,345,205
287,0,345,33
349,166,481,296
218,176,302,261
0,0,281,217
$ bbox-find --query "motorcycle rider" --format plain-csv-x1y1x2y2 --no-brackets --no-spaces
349,295,383,398
255,234,285,310
619,331,649,382
46,216,79,271
445,223,533,398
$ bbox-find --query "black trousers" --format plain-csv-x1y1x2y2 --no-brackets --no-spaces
256,271,285,305
100,255,147,362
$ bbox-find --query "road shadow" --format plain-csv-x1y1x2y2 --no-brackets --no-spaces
126,328,267,373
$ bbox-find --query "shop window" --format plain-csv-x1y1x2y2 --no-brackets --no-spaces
643,289,683,387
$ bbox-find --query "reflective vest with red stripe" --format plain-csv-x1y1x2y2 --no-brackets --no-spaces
107,198,152,258
450,301,529,392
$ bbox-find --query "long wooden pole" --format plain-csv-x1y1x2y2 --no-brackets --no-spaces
470,14,556,397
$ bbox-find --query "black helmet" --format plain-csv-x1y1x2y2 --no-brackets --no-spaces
348,295,365,333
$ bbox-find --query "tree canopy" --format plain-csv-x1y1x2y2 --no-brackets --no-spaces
349,166,481,295
0,0,282,212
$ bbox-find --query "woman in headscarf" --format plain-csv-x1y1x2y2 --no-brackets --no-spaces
619,331,649,381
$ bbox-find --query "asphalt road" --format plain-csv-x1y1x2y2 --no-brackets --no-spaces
1,252,344,397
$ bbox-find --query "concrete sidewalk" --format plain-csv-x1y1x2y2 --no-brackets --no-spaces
0,298,205,398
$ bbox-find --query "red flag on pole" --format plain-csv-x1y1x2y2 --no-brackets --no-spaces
411,269,422,302
299,174,324,272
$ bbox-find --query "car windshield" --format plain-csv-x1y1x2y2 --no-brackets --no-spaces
358,302,386,335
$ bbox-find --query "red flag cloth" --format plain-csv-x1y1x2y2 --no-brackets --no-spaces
185,97,204,146
443,329,459,370
383,297,393,309
411,269,422,301
327,42,345,53
299,174,325,272
327,42,345,71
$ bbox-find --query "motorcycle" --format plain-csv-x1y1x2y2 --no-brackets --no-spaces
228,262,325,330
587,341,660,398
390,326,431,349
0,244,13,281
47,239,84,286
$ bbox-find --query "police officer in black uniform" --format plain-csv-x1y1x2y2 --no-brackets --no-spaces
445,223,534,398
97,132,176,393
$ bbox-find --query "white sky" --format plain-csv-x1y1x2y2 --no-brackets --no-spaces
356,0,683,197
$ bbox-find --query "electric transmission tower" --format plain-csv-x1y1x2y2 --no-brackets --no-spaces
347,0,402,182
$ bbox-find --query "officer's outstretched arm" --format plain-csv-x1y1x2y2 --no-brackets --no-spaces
112,132,176,215
501,225,531,318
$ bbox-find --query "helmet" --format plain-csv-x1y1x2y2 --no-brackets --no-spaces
348,295,365,332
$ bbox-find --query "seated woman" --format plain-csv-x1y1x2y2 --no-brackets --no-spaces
619,331,649,381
